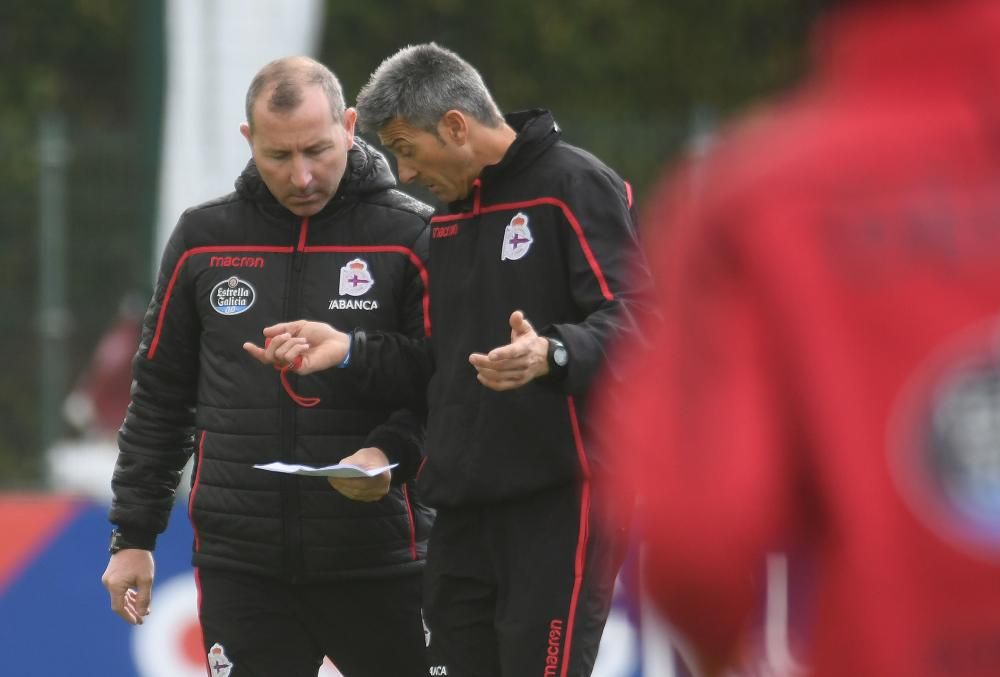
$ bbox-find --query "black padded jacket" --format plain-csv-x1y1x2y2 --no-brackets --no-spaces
109,138,434,581
346,110,650,508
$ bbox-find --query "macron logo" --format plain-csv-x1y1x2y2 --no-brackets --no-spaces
210,255,265,269
544,618,564,676
432,224,459,239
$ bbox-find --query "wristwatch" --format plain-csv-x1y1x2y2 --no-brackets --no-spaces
546,337,569,376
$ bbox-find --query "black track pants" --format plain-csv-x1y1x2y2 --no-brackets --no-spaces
196,568,428,677
423,480,631,677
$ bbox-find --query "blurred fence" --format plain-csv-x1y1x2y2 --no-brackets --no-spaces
0,114,154,487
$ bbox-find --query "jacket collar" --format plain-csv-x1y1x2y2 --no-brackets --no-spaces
446,109,561,213
481,109,561,181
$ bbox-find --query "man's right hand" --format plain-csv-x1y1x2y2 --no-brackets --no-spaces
101,549,155,625
243,320,350,375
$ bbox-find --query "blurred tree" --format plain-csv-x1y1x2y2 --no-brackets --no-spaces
319,0,817,199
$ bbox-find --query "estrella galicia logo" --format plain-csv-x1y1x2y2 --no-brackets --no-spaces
891,321,1000,554
210,276,255,316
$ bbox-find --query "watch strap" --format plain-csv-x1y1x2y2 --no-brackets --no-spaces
109,527,156,554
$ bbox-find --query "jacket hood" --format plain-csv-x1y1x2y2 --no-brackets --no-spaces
487,109,561,178
234,136,397,218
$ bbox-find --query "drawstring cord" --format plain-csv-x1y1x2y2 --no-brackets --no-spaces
279,361,320,408
265,338,321,408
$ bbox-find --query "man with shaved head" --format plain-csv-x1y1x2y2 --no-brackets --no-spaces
101,56,433,676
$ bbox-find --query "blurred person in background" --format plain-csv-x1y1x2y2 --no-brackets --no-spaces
245,43,649,677
597,0,1000,675
101,56,434,677
63,293,145,439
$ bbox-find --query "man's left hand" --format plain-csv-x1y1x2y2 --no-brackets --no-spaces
469,310,550,391
327,447,392,502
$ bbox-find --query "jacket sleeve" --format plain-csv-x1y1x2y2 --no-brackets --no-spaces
545,167,653,396
361,222,430,483
349,331,434,411
108,220,200,549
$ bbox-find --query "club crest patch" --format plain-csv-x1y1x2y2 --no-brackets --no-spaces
501,212,533,261
207,643,234,677
890,320,1000,555
210,276,255,316
339,258,374,297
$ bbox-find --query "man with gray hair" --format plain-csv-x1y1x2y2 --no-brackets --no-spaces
102,56,433,676
246,44,649,677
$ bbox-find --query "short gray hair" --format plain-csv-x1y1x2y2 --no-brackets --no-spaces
245,56,346,130
356,43,504,134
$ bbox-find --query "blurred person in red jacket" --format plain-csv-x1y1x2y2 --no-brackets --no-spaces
63,293,144,437
598,1,1000,675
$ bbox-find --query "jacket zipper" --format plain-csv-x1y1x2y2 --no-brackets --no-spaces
281,216,310,581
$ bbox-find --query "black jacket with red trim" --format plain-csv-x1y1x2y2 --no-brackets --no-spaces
109,138,435,581
350,109,649,507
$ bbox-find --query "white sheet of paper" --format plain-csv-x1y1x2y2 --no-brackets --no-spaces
253,461,397,478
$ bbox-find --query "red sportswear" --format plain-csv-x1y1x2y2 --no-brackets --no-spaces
600,1,1000,675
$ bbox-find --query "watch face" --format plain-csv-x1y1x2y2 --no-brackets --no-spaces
547,338,568,370
554,346,568,367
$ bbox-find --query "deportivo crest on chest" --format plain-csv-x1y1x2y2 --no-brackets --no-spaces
206,643,233,677
501,212,533,261
339,258,374,296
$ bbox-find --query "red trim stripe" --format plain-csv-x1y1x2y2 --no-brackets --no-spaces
193,566,207,673
402,483,418,561
301,245,432,337
432,197,615,301
187,430,207,552
560,396,592,677
624,180,633,209
148,245,294,359
297,217,310,250
566,396,591,478
431,211,472,223
415,456,429,481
